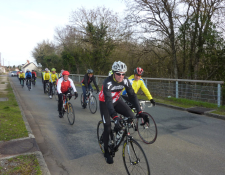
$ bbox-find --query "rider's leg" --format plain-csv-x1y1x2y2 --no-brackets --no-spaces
49,82,52,97
88,84,93,92
114,98,135,119
100,101,114,164
58,93,63,117
82,86,87,107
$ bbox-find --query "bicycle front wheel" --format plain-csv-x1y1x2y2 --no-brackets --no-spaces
137,112,157,144
123,139,150,175
89,95,97,114
67,102,75,125
97,120,105,153
80,93,84,107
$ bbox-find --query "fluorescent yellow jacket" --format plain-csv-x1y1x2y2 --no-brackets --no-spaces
44,72,50,81
19,73,25,78
50,73,58,83
122,75,153,100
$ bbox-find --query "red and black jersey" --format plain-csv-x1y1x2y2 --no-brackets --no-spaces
99,75,141,119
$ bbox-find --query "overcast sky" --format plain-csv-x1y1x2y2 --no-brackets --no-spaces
0,0,126,67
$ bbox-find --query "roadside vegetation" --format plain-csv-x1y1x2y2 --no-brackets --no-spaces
0,77,28,141
0,154,41,175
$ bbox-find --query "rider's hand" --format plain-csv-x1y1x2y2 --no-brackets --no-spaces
74,92,78,98
113,116,123,131
150,99,156,106
137,112,149,125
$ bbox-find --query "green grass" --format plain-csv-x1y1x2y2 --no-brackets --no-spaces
0,81,28,141
0,154,41,175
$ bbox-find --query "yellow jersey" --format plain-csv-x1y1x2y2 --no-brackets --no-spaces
44,72,50,81
50,73,58,83
122,75,153,100
19,73,25,78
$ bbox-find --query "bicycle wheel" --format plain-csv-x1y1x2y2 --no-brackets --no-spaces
67,102,75,125
89,95,97,114
137,112,157,144
80,93,84,107
123,139,150,175
97,120,105,153
54,86,58,101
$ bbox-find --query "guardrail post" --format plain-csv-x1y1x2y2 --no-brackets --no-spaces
96,76,98,85
176,81,178,98
218,84,221,107
79,75,80,83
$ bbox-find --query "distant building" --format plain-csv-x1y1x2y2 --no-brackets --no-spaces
0,66,5,73
22,60,38,72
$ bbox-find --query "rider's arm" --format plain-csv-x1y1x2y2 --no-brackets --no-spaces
125,78,141,113
68,78,77,92
25,73,27,79
140,79,153,100
57,78,62,94
35,72,37,77
92,76,99,91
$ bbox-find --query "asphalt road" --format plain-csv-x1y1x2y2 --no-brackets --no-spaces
11,76,225,175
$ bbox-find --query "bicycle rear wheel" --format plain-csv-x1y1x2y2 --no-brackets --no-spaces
137,112,157,144
67,102,75,125
123,139,150,175
89,95,97,114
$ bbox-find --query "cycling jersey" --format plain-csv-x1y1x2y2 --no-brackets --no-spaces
57,77,77,94
19,73,25,78
81,73,99,91
99,75,141,119
50,73,58,83
25,72,32,78
44,72,50,81
122,75,153,100
31,71,37,77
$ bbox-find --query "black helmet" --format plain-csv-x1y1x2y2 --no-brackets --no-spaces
87,69,93,74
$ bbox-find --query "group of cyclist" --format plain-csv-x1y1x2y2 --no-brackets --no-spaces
17,61,155,165
18,69,37,87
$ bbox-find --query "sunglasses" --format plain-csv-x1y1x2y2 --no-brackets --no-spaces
89,73,93,75
116,72,125,76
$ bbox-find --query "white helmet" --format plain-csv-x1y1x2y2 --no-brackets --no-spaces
112,61,127,72
45,68,48,71
27,69,30,72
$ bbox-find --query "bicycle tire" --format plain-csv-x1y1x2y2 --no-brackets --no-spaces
89,95,97,114
137,112,157,144
81,93,84,107
67,102,75,125
122,139,150,175
97,120,105,154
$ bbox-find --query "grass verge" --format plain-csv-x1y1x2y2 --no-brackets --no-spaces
0,154,41,175
0,78,28,141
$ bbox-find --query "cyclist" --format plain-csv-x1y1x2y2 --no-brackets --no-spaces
121,67,156,112
31,70,37,83
99,61,148,164
57,71,78,118
43,68,50,93
19,71,25,85
49,68,58,99
81,69,99,108
25,69,32,87
58,69,64,78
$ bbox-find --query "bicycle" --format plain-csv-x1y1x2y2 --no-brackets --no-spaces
20,78,24,88
44,81,50,94
61,93,76,125
31,77,36,86
26,78,31,91
122,98,158,144
97,115,150,175
81,90,98,114
52,82,58,101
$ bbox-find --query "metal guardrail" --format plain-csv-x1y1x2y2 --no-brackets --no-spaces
69,74,224,107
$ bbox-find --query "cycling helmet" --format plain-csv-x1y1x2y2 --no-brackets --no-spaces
134,67,144,76
112,61,127,72
27,69,30,72
51,68,56,72
20,70,22,72
45,68,48,71
32,70,34,72
62,71,70,76
87,69,93,74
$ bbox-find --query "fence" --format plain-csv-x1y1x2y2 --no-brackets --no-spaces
69,74,224,107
